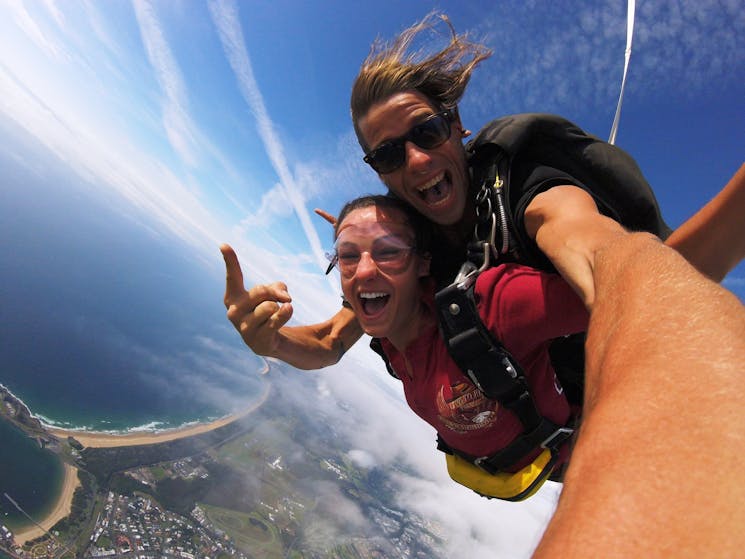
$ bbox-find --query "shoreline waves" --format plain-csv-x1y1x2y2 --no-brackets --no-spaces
3,358,271,546
46,377,271,448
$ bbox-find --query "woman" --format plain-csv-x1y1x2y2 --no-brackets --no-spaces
330,194,588,500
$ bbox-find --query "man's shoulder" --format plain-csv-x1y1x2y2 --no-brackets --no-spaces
466,113,588,157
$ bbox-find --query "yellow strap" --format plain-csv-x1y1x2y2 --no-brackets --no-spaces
445,448,555,501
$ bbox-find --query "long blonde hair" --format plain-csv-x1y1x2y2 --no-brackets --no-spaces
350,12,492,150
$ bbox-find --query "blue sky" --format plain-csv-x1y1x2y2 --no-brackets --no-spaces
2,1,743,301
1,1,743,556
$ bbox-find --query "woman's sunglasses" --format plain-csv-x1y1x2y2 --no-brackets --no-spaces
325,237,415,277
363,109,457,174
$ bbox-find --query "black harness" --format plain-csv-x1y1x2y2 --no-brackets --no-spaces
371,152,575,481
434,270,574,475
433,150,575,476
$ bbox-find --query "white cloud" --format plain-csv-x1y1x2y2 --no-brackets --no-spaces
81,0,122,58
463,0,744,124
0,11,230,263
0,0,280,278
40,0,65,28
273,341,560,558
5,0,67,60
237,182,293,229
392,470,559,558
133,0,200,167
207,0,335,292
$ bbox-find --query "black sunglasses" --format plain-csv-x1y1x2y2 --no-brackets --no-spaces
363,109,457,174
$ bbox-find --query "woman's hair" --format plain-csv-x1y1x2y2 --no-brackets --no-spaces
335,194,432,255
350,11,492,150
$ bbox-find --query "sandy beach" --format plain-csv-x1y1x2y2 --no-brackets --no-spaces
12,362,272,547
47,377,271,448
13,463,80,546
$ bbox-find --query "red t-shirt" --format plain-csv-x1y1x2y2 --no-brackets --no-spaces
380,263,589,470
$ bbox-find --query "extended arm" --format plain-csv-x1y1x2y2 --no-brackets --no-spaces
665,162,745,281
526,164,745,308
524,185,626,308
221,244,363,369
533,233,745,557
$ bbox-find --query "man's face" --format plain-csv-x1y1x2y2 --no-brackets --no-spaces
358,91,469,226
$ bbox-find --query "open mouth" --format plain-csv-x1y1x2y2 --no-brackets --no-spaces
416,171,452,206
359,292,390,316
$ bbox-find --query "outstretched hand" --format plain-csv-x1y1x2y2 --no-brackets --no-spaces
220,244,294,357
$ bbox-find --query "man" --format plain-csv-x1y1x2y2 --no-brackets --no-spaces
223,13,745,369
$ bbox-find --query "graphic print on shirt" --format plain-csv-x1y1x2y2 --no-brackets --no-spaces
436,381,499,433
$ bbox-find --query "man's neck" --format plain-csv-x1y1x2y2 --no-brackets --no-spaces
437,191,477,246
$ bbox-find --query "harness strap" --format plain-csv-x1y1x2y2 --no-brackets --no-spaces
437,418,573,475
434,268,574,475
436,280,537,422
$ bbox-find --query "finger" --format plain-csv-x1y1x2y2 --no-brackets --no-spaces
220,244,245,299
226,282,292,326
270,302,293,329
253,300,293,329
237,302,294,351
248,282,292,305
314,208,337,227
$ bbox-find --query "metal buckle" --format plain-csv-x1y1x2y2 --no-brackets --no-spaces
453,260,479,288
473,456,498,475
473,213,498,273
540,427,574,450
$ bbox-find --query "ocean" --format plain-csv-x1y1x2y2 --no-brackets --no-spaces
0,419,63,531
0,143,266,531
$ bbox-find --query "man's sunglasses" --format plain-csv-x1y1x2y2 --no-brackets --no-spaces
363,108,458,174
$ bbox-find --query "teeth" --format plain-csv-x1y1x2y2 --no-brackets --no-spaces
416,172,445,192
360,292,387,299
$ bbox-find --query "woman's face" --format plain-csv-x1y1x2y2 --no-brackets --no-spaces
335,205,430,346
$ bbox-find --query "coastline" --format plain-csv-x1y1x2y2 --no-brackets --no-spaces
46,375,271,448
12,463,81,546
4,358,272,547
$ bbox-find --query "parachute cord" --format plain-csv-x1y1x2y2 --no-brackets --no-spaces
608,0,635,145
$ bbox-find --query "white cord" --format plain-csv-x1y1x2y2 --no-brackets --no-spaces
608,0,636,145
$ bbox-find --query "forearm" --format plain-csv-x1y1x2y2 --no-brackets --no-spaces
533,233,745,558
527,185,627,309
273,307,364,370
665,163,745,281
